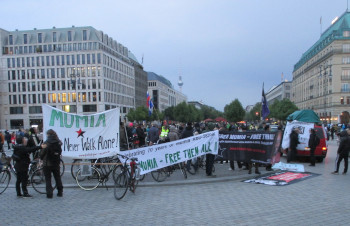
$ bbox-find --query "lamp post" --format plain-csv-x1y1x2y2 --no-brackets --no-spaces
319,63,332,124
69,72,81,114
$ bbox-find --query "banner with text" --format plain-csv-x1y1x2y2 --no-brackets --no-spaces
281,121,314,150
121,130,219,175
217,131,282,164
42,104,120,159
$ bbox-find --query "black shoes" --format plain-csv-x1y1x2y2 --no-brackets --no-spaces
23,193,33,198
57,192,63,197
309,164,315,166
47,194,53,199
17,194,23,197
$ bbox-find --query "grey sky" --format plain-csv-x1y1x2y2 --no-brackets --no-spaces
1,0,347,111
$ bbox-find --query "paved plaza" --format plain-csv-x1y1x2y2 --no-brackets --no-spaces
1,140,349,226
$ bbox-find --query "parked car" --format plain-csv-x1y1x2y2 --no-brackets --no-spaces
296,125,328,162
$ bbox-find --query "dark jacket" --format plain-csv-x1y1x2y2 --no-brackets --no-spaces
181,126,194,139
13,144,40,172
308,133,319,150
5,131,11,143
136,127,145,139
40,135,62,167
148,126,159,143
337,134,350,156
289,131,300,149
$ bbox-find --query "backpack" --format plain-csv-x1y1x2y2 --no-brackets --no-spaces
47,144,62,165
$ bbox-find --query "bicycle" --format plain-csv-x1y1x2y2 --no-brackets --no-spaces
114,154,140,200
150,162,187,182
0,156,11,195
186,155,215,175
30,165,57,194
75,156,121,191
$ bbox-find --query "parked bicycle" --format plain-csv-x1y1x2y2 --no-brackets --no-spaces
151,162,187,182
0,155,11,195
114,154,140,200
75,156,121,191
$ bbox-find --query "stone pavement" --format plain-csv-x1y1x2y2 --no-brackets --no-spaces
1,140,349,226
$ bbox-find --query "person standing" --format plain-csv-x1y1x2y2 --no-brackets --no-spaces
136,124,146,147
0,132,4,152
332,129,350,175
308,128,320,166
13,136,43,198
40,129,63,198
288,128,300,163
182,122,196,171
27,127,41,159
168,125,179,142
148,122,159,145
204,125,216,177
5,131,11,150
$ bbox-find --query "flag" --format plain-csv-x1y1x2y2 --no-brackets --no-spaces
261,83,270,119
146,91,153,116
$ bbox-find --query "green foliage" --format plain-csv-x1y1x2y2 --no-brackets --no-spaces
224,99,245,122
269,98,298,121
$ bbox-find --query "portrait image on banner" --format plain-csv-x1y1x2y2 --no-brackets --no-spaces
42,104,120,159
281,121,314,151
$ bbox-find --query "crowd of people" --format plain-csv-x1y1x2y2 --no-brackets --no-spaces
1,119,350,199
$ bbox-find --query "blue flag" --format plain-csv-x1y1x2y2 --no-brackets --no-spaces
262,83,270,119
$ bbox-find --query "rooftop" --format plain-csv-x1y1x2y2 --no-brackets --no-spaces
147,71,173,88
294,10,350,72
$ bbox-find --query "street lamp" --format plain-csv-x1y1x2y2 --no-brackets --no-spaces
69,72,81,114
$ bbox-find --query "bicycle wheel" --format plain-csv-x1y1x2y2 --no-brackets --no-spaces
60,159,65,177
0,169,11,195
151,168,167,182
31,168,56,194
71,159,86,181
75,167,101,191
179,163,187,179
114,172,128,200
112,165,123,182
186,161,196,175
139,173,146,181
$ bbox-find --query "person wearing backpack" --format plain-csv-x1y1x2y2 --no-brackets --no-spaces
40,129,63,198
308,128,320,167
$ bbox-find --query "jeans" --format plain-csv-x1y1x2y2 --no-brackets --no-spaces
16,170,29,195
205,154,215,175
310,148,315,165
336,154,348,173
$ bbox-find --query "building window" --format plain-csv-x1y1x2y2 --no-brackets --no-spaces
83,30,87,41
10,107,23,114
97,53,101,64
344,31,350,37
87,54,90,64
29,106,42,114
68,31,72,41
53,32,57,42
9,35,13,45
83,104,97,112
71,55,75,65
38,33,42,43
341,83,349,92
343,57,350,64
10,119,24,129
82,54,85,64
23,34,27,44
341,97,345,104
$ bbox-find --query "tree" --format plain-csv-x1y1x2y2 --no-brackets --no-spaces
269,98,298,121
126,108,136,122
224,99,245,122
245,102,262,122
164,106,175,120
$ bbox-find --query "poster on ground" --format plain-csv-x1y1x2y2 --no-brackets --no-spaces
281,121,314,150
217,131,282,164
42,104,120,159
121,130,219,175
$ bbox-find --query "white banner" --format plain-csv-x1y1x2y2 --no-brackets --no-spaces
121,130,219,175
42,105,120,159
272,161,305,172
281,121,314,150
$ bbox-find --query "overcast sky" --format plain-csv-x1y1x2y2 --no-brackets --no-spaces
1,0,347,111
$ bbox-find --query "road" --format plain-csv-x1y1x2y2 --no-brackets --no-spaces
1,139,349,226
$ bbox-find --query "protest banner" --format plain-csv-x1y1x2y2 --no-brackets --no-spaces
121,130,219,175
281,121,314,150
42,104,120,159
217,131,282,164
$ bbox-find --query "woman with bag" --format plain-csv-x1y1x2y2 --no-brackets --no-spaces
40,129,63,199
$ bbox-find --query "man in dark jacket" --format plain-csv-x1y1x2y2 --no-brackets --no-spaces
5,130,11,150
288,128,300,163
148,122,159,145
27,127,41,159
182,122,197,171
14,136,42,198
136,124,146,147
40,129,63,198
332,129,350,175
308,129,320,166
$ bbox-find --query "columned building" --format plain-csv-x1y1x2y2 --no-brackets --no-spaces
147,71,187,112
0,26,135,130
292,11,350,124
266,81,292,106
